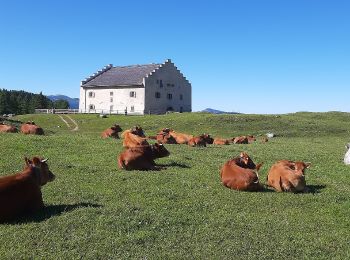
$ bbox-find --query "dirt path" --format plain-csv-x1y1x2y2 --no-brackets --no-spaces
58,114,71,128
66,115,79,131
58,114,79,131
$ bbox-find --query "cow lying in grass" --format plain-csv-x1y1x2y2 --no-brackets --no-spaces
0,123,17,133
21,121,44,135
344,143,350,165
161,128,193,144
122,126,149,148
213,138,230,145
220,152,263,191
118,143,170,170
267,160,311,192
101,124,123,139
188,134,213,147
0,157,55,222
153,132,178,144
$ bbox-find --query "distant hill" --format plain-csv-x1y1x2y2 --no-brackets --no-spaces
201,108,240,114
48,95,79,109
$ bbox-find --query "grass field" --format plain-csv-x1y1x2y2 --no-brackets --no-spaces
1,112,350,259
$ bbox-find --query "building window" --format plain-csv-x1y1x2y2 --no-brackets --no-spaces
110,92,113,96
167,83,175,87
88,91,95,98
110,97,113,102
130,91,136,98
167,93,173,100
180,106,183,113
110,105,113,111
155,92,161,98
159,80,163,88
130,106,135,112
89,104,95,110
156,79,159,84
180,94,183,100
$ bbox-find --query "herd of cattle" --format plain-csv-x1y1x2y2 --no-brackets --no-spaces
0,120,348,222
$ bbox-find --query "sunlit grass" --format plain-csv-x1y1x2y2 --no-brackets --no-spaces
0,112,350,259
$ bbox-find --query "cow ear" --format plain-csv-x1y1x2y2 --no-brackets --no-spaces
256,163,263,171
305,162,311,169
24,157,31,167
240,152,244,158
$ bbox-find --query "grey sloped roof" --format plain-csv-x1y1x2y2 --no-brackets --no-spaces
82,64,161,87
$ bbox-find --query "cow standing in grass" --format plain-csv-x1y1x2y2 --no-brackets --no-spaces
0,157,55,222
220,152,263,191
267,160,311,192
20,121,44,135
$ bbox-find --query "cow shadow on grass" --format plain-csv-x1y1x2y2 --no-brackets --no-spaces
157,161,191,169
305,185,327,194
8,202,102,224
262,184,326,194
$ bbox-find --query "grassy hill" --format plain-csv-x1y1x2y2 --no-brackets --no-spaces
1,112,350,259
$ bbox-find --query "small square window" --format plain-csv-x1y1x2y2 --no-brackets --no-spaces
110,92,113,96
130,91,136,98
110,97,113,102
88,92,95,98
89,104,95,110
155,92,161,98
130,106,135,112
167,93,173,100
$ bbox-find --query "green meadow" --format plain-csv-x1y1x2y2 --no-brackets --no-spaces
1,112,350,259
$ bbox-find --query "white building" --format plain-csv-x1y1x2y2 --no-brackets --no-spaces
79,59,192,114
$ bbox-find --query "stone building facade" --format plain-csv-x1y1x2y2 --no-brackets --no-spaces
79,59,191,114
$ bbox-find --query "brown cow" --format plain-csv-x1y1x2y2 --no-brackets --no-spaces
247,135,256,143
101,124,123,139
118,143,170,170
213,138,230,145
188,135,207,147
122,130,149,148
166,129,193,144
232,136,249,144
0,157,55,222
220,152,263,191
154,132,178,144
0,123,17,133
20,121,44,135
267,160,311,192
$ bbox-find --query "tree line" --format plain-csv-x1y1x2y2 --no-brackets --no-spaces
0,89,69,115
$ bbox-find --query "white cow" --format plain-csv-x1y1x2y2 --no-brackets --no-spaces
344,143,350,165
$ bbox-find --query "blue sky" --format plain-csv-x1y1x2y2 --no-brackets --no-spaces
0,0,349,113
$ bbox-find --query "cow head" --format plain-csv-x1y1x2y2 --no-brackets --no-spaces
239,152,258,169
151,143,170,158
161,128,172,134
288,161,311,176
25,157,55,185
201,134,214,144
131,126,145,137
163,133,177,144
111,124,123,132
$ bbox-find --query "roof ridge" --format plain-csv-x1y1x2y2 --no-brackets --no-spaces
81,64,113,85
